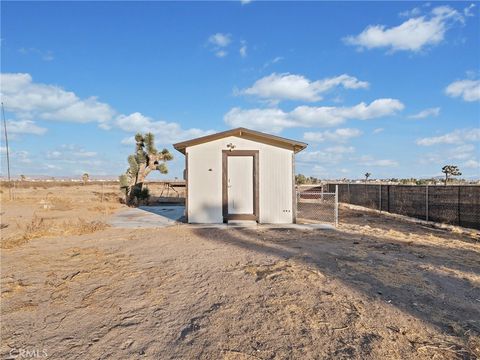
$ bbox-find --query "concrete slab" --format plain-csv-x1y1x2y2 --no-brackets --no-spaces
227,220,257,227
110,205,335,230
186,223,336,230
109,205,185,228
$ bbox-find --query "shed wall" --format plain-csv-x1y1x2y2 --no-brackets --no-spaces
186,136,293,223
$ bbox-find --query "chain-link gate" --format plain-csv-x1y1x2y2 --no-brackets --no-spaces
296,185,338,226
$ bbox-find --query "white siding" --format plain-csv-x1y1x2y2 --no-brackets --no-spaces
186,136,293,223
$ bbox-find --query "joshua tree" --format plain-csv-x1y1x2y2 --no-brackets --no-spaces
119,132,173,205
442,165,461,186
82,173,89,185
364,172,371,183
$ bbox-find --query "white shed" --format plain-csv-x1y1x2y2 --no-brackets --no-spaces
173,128,307,224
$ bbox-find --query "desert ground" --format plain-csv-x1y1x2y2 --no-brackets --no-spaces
1,183,479,359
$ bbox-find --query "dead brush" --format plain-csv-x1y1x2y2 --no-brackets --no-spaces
49,197,74,211
59,218,108,235
88,204,119,215
92,191,120,203
2,216,109,249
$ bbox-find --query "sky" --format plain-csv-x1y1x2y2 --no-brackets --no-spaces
1,1,479,180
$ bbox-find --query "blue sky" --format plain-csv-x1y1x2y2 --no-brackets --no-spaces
1,1,479,180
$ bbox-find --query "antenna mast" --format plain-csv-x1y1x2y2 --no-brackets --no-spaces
1,102,12,199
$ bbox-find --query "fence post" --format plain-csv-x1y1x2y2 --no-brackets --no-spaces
425,185,429,222
379,184,382,211
387,185,390,213
457,186,461,226
335,185,339,227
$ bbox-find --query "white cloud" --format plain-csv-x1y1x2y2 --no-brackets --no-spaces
448,144,475,160
224,107,295,134
7,119,47,135
324,145,355,154
208,33,231,47
296,146,356,170
239,41,247,58
240,0,252,5
373,128,384,134
464,159,479,168
303,128,362,143
19,47,54,61
291,99,404,125
445,79,480,102
240,73,369,103
297,150,346,165
399,7,422,18
344,5,466,52
416,128,480,146
359,155,398,167
215,50,227,58
1,73,212,145
1,73,115,126
408,107,440,119
207,33,232,58
464,3,476,17
225,98,404,133
45,145,97,161
10,150,32,164
116,112,215,145
263,56,284,69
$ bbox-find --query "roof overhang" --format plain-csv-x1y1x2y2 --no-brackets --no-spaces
173,127,308,154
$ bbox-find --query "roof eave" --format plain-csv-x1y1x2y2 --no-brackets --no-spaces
173,127,307,154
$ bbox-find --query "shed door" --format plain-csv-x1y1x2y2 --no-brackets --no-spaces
227,156,253,214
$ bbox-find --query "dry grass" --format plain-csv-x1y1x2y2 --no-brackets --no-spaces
88,204,119,214
2,216,108,249
49,196,74,211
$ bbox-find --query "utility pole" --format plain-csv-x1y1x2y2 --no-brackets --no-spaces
1,102,12,200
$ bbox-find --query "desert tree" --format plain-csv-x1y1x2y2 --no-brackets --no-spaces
82,173,89,185
20,174,26,181
295,174,307,185
119,132,173,205
442,165,461,186
364,172,371,183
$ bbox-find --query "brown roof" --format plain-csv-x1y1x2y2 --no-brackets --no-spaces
173,127,308,154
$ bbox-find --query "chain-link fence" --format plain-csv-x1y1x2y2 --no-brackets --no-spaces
325,183,480,230
296,186,338,225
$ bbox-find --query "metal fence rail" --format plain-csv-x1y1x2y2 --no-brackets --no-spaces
296,186,338,226
324,184,480,230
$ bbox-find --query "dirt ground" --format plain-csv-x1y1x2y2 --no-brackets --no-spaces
1,184,479,359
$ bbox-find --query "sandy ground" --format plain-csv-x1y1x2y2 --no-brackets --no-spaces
1,184,479,359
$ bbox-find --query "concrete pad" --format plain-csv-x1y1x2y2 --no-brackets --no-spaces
227,220,258,227
109,205,184,228
263,223,336,231
186,223,336,230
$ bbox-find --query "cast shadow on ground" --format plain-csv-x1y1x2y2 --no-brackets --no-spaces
191,221,480,344
137,205,186,222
